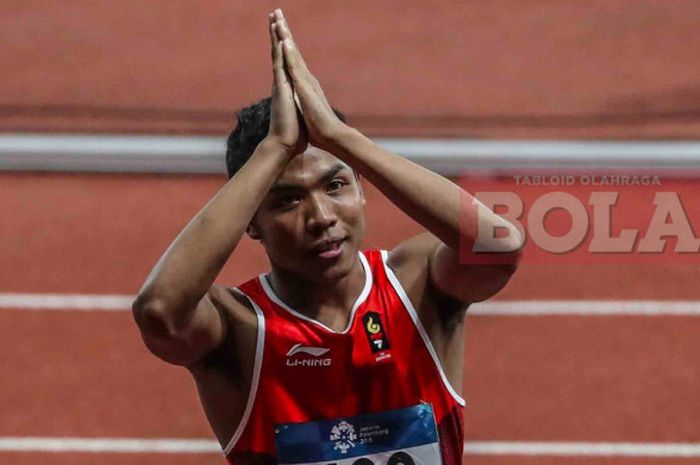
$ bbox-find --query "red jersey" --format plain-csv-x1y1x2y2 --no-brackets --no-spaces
224,249,465,465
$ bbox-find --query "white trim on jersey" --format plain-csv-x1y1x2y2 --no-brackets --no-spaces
379,249,467,407
258,251,373,334
222,287,266,456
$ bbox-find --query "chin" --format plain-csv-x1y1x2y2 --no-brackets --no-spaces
315,247,358,282
316,266,350,283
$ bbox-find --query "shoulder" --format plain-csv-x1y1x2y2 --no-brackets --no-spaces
209,283,258,322
357,233,440,279
386,232,441,272
384,233,467,319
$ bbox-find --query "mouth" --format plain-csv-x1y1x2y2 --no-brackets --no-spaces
310,237,347,259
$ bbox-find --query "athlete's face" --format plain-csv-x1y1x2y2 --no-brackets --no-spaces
248,146,366,282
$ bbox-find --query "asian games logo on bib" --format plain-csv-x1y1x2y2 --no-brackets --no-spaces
330,420,357,454
275,405,442,464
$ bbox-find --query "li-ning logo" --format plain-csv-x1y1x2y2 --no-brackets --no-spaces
285,343,332,367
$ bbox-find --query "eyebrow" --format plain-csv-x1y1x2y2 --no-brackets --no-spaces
269,163,349,194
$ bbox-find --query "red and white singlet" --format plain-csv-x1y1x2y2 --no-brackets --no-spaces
224,249,465,465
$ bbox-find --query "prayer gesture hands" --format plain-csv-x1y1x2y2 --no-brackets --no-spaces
266,9,307,155
268,9,348,153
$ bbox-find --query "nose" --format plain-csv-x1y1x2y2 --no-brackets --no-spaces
305,192,337,234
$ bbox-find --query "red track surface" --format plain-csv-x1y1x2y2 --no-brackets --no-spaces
3,1,700,463
2,173,700,465
2,1,700,138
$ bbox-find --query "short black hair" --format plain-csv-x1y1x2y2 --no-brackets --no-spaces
225,96,347,179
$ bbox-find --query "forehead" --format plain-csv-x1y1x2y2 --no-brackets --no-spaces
276,146,351,185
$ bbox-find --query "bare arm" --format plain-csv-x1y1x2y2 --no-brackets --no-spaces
132,140,292,366
326,130,522,304
274,12,523,307
132,13,305,366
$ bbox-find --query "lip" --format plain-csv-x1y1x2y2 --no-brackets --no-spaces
310,237,347,258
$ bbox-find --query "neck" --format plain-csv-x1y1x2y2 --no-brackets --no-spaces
266,253,365,322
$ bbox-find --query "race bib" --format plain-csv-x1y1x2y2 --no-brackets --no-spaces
274,403,443,465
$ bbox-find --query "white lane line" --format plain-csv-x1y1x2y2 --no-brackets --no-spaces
2,294,700,316
470,300,700,316
464,441,700,458
0,437,220,453
2,438,700,457
0,293,134,310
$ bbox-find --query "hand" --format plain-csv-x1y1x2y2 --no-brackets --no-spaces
271,9,349,151
266,10,307,155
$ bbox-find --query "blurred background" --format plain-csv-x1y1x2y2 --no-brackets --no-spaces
2,1,700,464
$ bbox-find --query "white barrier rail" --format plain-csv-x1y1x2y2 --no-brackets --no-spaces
2,134,700,174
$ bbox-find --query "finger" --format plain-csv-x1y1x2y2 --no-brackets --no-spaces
270,13,304,115
273,10,292,41
278,10,295,42
293,89,304,116
282,38,311,82
281,38,335,117
270,24,285,76
281,39,316,111
273,25,304,113
268,13,276,49
270,13,287,69
269,21,277,58
272,41,291,91
272,9,289,44
275,13,311,73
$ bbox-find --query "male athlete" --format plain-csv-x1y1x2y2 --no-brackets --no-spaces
132,9,522,465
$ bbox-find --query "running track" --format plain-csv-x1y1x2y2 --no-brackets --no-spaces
3,2,700,462
2,172,700,465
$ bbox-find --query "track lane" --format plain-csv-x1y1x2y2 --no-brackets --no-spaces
0,310,211,438
2,172,700,299
3,173,700,462
2,309,699,442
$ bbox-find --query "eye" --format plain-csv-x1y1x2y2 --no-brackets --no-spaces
275,194,301,209
327,179,346,193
